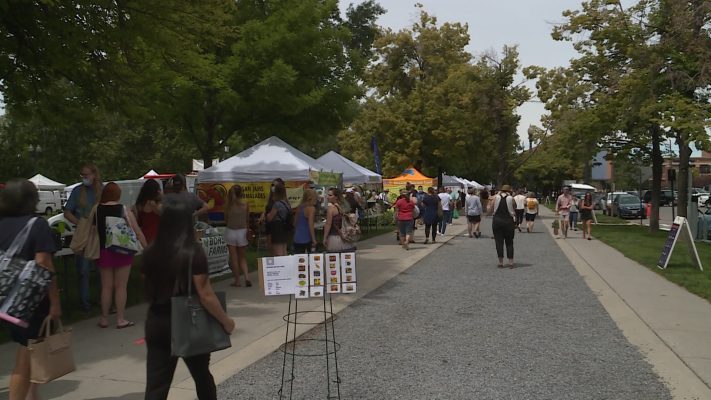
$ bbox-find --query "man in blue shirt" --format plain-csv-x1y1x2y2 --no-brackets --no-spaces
64,164,103,312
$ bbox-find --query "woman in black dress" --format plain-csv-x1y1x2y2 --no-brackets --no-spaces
142,195,235,400
0,179,60,400
579,192,595,240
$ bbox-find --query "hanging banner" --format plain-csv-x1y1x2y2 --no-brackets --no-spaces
371,136,382,175
309,171,342,187
198,181,308,220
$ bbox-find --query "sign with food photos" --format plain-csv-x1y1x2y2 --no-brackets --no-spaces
259,253,357,298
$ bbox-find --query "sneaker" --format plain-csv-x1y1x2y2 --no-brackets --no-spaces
424,239,429,244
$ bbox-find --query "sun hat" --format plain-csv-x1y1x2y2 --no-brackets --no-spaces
500,184,513,193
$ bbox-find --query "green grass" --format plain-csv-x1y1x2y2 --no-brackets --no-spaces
593,224,711,302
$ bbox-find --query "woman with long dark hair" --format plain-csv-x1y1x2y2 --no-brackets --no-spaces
135,179,162,245
142,195,235,400
265,181,291,256
421,187,440,244
1,179,60,400
579,192,594,240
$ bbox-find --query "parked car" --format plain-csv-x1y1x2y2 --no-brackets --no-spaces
700,208,711,240
605,192,629,216
642,189,676,206
592,192,605,210
613,194,646,219
36,190,62,215
698,193,710,208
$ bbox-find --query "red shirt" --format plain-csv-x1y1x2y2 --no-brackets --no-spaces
395,198,415,220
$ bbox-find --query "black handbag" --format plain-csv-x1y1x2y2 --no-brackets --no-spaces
0,217,55,328
0,217,39,301
170,250,231,358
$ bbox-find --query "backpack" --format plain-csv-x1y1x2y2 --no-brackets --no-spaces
278,200,294,231
338,207,361,243
527,198,537,210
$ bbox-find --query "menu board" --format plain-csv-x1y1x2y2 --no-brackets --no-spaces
325,253,341,293
260,253,358,297
309,254,324,297
341,252,356,293
657,221,681,269
294,254,310,299
260,255,299,296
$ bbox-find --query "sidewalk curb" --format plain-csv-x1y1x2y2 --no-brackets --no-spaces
540,209,711,400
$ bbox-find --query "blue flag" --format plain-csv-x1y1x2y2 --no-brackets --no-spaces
371,136,382,175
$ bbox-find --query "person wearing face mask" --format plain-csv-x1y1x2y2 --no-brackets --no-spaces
64,163,103,312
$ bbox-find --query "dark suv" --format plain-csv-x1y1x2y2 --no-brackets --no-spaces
642,190,676,206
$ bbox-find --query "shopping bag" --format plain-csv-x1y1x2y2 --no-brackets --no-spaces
0,261,54,328
0,218,38,301
28,317,75,383
69,205,100,260
105,207,142,255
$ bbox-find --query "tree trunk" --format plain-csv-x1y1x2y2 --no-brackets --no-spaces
677,137,692,218
649,125,663,231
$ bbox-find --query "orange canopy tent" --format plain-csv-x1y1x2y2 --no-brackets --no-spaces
383,166,436,191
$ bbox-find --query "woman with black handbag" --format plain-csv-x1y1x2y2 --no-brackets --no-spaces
141,195,235,400
0,179,61,400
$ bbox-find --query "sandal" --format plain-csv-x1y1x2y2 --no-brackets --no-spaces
117,321,135,329
97,320,109,329
245,280,253,287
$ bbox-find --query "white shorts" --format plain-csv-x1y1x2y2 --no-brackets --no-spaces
224,228,249,247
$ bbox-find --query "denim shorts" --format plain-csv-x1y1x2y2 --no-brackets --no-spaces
398,220,414,235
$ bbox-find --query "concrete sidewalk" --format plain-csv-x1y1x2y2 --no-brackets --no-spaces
3,210,710,399
539,207,711,399
0,221,468,400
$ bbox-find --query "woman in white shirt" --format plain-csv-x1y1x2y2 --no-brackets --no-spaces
490,185,516,268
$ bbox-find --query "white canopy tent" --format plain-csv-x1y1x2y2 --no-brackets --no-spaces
442,174,464,188
139,170,159,179
570,183,596,191
29,174,66,190
464,179,485,189
197,136,337,183
316,151,381,186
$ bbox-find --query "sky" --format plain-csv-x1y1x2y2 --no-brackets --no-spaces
342,0,580,147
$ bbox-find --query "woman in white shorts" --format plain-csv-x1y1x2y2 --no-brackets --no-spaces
224,185,252,287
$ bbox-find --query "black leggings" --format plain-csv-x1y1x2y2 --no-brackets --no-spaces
425,223,438,240
515,209,525,226
492,216,515,259
145,313,217,400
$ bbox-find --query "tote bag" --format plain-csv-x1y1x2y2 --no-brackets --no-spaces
29,317,75,383
69,205,100,260
0,261,54,328
105,206,142,255
0,218,38,300
171,250,231,358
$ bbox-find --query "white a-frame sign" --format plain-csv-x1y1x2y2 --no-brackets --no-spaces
657,216,703,271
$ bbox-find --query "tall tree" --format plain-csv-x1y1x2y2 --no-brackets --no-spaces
529,0,710,230
339,6,528,183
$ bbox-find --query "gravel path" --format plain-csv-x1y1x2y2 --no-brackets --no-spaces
218,222,672,399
